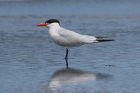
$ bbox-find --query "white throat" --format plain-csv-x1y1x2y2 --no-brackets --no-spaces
47,23,60,29
47,23,61,38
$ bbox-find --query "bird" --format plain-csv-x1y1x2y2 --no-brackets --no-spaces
37,19,114,67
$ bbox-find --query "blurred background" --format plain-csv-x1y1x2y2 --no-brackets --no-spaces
0,0,140,93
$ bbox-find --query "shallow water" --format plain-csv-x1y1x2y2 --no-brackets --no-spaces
0,0,140,93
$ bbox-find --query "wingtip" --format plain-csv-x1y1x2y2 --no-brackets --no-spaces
97,39,115,42
96,36,115,42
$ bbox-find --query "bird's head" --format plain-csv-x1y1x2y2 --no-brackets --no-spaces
37,19,60,28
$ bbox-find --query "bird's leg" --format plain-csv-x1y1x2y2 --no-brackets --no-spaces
65,48,69,68
65,48,69,60
65,58,68,68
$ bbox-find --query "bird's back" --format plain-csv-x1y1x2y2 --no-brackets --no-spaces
49,27,97,48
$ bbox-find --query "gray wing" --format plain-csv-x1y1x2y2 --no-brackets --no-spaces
56,28,96,47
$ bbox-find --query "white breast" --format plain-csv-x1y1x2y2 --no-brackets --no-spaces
47,24,97,48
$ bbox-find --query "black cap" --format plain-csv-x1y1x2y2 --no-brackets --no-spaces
45,19,60,24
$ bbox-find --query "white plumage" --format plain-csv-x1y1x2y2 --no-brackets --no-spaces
37,19,114,67
47,23,97,48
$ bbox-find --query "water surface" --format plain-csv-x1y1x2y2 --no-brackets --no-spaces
0,0,140,93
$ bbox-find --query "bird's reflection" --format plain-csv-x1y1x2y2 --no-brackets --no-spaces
47,68,112,90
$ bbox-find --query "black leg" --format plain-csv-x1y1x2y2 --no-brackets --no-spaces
65,48,69,68
65,58,68,68
65,48,69,59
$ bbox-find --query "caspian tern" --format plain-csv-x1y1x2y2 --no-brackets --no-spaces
37,19,114,66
